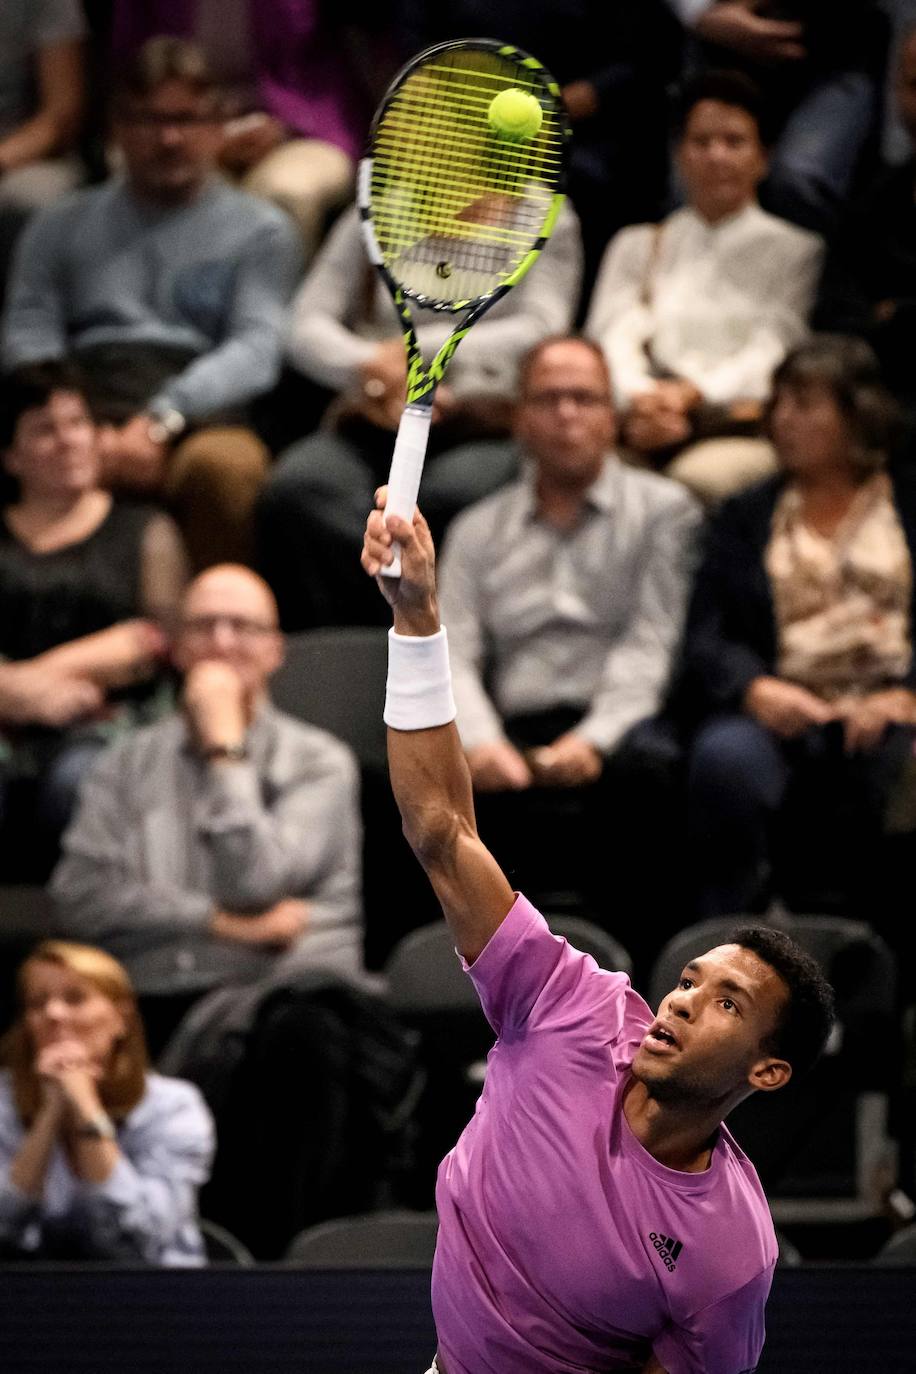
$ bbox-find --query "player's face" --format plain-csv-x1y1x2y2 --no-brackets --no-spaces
515,341,615,486
5,390,100,497
115,80,222,204
677,100,767,223
631,944,791,1106
174,567,284,695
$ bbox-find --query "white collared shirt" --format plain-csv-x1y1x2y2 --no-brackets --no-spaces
585,203,823,408
438,455,701,753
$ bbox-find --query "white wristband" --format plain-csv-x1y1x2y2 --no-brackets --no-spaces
384,626,457,730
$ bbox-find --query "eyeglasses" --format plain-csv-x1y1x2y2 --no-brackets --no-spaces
179,615,277,640
523,390,611,410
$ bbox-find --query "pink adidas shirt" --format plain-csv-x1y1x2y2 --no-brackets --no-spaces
432,896,777,1374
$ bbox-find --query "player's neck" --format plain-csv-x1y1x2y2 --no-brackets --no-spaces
623,1078,720,1174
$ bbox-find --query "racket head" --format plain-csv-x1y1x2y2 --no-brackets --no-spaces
360,39,569,314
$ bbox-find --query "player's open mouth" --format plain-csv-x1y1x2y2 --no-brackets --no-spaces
643,1021,680,1052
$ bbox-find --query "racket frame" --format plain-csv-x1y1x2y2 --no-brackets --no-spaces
357,38,569,575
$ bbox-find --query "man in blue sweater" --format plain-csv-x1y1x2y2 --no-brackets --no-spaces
1,37,302,569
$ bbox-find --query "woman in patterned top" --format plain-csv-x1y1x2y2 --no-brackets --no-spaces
682,334,916,919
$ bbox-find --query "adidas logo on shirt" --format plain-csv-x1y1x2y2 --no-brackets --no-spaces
648,1231,683,1272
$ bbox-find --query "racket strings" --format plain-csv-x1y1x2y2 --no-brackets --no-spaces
369,47,565,306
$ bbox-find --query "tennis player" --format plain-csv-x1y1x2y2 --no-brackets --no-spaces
362,497,835,1374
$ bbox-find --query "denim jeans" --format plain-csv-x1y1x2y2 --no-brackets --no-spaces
687,713,914,917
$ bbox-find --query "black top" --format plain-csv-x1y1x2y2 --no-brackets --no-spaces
674,467,916,727
0,500,154,662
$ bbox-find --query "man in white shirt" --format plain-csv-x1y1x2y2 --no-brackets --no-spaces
586,70,822,505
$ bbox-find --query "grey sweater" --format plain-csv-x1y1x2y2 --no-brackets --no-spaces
2,176,302,420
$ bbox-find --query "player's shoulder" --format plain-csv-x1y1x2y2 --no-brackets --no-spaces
710,1125,778,1257
612,454,701,519
596,219,661,274
20,179,111,239
204,178,300,242
743,204,823,260
263,701,357,763
89,713,183,775
443,467,528,546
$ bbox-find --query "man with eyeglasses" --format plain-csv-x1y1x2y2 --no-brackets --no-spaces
2,36,302,570
51,563,364,1052
436,334,700,950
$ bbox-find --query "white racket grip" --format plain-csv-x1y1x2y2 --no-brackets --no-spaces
381,403,433,579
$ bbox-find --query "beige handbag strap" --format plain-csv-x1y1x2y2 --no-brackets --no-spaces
639,222,665,309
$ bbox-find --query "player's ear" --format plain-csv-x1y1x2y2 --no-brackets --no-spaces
748,1055,791,1094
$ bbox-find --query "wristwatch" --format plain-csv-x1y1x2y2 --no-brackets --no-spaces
202,741,249,762
76,1111,117,1141
146,406,187,446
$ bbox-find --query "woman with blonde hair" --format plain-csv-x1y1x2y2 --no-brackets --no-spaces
0,940,213,1262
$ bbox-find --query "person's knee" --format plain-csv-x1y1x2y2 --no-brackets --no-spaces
666,440,777,510
246,140,353,201
690,717,775,797
168,428,269,500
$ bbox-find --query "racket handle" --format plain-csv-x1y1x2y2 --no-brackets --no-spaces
381,403,433,579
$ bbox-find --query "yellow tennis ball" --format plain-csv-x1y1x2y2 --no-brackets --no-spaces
487,88,543,141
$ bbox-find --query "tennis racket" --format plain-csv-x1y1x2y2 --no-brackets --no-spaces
358,38,570,576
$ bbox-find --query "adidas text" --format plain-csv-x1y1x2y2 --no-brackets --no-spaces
648,1231,683,1272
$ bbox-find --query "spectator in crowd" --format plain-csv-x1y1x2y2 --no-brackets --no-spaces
586,70,822,506
257,199,584,629
0,939,213,1263
0,363,188,878
436,335,701,939
51,562,363,1055
110,1,393,262
881,0,916,164
1,36,302,570
0,0,87,299
665,0,889,234
396,0,684,300
681,335,916,922
814,21,916,422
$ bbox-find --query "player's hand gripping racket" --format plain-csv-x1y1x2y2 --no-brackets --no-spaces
359,38,569,576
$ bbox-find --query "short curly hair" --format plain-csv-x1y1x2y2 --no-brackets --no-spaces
674,69,768,143
0,360,89,449
768,334,901,478
730,924,836,1078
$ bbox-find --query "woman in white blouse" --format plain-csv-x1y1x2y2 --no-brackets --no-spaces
0,939,213,1263
586,69,823,506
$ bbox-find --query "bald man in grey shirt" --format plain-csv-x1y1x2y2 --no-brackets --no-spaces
51,564,363,1050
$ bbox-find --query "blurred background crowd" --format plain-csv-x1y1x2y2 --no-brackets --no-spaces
0,0,915,1272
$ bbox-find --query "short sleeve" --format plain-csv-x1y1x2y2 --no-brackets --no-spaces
652,1265,775,1374
463,894,642,1040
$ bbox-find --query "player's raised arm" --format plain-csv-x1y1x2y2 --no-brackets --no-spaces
362,491,515,963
